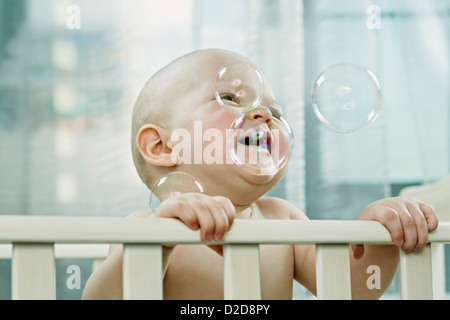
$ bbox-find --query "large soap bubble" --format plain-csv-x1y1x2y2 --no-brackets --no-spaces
228,106,294,177
214,61,294,177
311,63,382,133
214,61,265,114
149,172,204,209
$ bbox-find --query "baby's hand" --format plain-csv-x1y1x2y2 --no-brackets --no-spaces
354,197,438,257
153,193,235,243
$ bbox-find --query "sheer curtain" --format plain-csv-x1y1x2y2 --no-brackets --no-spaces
382,0,449,185
303,0,390,220
302,0,449,297
303,0,449,218
0,0,448,299
190,0,306,211
0,0,307,216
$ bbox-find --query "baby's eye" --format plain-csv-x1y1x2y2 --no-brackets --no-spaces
269,107,282,119
219,93,239,104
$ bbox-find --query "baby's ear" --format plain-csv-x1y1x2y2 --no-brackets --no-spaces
136,124,176,167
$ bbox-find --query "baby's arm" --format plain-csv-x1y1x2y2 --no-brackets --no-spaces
291,196,438,300
349,196,438,299
82,193,235,299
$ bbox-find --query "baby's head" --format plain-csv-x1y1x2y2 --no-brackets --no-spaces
131,49,288,205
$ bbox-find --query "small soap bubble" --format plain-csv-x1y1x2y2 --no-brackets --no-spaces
149,172,204,209
311,63,381,133
214,61,265,114
228,106,294,176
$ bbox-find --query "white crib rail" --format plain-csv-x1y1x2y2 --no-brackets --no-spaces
0,216,448,300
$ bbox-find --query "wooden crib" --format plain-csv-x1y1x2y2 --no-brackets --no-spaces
0,215,448,300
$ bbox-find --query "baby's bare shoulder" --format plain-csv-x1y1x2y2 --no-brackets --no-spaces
255,197,308,220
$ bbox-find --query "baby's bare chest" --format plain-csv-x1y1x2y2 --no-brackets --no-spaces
163,244,294,299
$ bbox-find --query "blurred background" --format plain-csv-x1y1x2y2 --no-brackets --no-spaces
0,0,448,299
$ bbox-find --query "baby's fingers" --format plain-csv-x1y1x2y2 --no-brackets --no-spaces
212,196,235,228
419,202,438,232
185,198,215,241
204,198,230,241
155,199,199,230
375,206,404,247
406,203,429,252
154,194,236,246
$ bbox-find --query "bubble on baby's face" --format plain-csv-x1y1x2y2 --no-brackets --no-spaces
311,63,381,133
214,61,294,177
228,107,294,177
214,61,265,114
149,172,204,209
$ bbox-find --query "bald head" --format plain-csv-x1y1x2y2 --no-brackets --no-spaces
131,48,245,188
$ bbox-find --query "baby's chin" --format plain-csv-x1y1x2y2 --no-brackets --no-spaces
229,164,285,201
238,168,279,185
227,173,282,206
175,161,285,201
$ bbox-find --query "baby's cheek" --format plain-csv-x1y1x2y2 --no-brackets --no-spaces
203,129,230,162
209,109,236,128
202,111,235,139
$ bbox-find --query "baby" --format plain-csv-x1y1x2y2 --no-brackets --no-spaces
82,48,438,300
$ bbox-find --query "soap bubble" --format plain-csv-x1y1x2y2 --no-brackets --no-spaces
149,172,204,209
214,61,265,114
214,61,294,177
228,106,294,176
311,63,381,133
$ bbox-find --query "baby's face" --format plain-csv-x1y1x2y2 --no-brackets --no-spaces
165,50,287,204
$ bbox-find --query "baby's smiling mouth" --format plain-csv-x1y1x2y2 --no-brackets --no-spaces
238,128,272,153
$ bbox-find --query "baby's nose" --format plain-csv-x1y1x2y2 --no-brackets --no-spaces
245,107,272,125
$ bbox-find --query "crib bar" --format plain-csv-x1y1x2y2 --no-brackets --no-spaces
0,244,109,259
399,244,433,299
0,218,448,301
0,216,449,244
223,244,261,300
54,244,109,258
315,244,351,300
12,244,55,300
431,243,446,300
123,244,163,300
